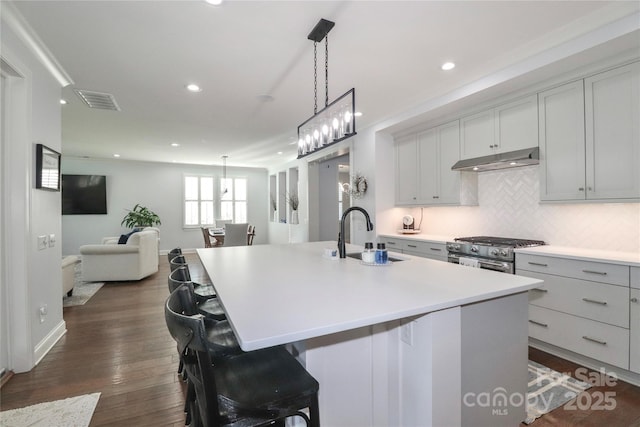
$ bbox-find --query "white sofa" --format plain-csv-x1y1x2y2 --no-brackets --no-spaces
62,255,79,296
79,228,159,282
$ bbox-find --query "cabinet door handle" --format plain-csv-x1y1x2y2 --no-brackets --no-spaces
429,248,442,252
531,288,548,293
407,244,417,248
582,336,607,346
582,269,607,276
529,320,548,328
631,297,638,303
578,187,585,191
582,297,607,306
528,262,548,267
387,241,397,245
433,195,439,199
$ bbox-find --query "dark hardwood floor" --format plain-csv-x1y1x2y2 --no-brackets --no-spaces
1,253,639,426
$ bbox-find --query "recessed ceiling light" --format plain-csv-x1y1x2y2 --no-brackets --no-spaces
354,111,363,117
205,0,223,5
186,84,202,92
171,143,180,147
60,99,67,105
277,151,283,155
441,62,456,71
113,154,120,158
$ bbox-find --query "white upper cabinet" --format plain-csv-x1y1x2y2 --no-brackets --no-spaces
460,110,494,159
540,61,640,202
395,120,475,206
538,80,586,201
418,120,462,205
460,95,538,159
494,95,539,153
395,134,419,205
585,61,640,200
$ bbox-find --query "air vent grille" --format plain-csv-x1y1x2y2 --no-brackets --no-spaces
73,89,120,111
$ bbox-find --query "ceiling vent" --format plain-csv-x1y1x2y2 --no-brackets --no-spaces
73,89,120,111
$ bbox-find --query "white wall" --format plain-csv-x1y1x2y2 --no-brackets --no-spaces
61,157,268,254
1,9,66,372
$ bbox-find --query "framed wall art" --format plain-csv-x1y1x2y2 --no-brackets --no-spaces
35,143,61,191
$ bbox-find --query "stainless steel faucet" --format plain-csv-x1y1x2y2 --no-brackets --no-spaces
338,206,374,258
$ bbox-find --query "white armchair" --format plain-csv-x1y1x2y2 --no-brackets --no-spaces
79,229,159,282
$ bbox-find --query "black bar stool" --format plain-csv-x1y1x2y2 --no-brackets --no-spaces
165,285,320,427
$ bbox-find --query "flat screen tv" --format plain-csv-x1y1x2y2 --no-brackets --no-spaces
62,174,107,215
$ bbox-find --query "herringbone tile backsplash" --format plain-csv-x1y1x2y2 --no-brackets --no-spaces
416,166,640,253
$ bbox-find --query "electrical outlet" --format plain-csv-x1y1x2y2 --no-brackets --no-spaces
48,234,56,247
39,304,48,323
37,235,48,250
401,321,413,346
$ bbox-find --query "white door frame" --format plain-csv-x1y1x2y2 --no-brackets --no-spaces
1,53,34,373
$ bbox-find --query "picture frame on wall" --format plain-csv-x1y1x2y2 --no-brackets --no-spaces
35,143,61,191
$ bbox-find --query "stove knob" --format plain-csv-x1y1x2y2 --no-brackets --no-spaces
491,249,498,256
500,250,508,256
471,245,478,253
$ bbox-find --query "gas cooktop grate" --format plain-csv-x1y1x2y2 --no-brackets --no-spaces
453,236,545,247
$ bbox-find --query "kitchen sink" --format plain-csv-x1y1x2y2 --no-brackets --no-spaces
345,252,406,262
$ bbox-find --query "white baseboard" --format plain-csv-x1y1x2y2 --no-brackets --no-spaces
34,320,66,366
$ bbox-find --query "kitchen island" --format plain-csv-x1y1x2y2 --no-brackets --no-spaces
197,241,543,427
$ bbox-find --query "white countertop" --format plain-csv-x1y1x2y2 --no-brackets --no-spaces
378,233,453,243
197,241,541,351
516,245,640,267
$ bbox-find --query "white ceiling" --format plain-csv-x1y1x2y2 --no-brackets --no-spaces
10,1,640,168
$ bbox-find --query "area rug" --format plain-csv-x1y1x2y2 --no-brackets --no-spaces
0,392,100,427
63,263,104,307
525,360,591,424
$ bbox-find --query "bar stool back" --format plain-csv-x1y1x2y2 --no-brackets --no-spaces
165,286,320,427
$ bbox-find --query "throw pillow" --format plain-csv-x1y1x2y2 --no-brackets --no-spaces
118,230,137,244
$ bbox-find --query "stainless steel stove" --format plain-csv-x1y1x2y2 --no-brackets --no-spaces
446,236,545,273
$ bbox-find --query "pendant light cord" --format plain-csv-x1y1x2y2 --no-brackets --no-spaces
325,35,329,108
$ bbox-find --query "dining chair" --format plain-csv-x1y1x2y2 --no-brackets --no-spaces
164,285,320,427
201,227,214,248
223,223,249,247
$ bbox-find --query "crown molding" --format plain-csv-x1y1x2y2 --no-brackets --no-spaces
1,2,74,87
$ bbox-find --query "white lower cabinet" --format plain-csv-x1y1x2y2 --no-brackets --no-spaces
631,267,640,373
528,305,629,369
378,236,447,262
517,253,632,371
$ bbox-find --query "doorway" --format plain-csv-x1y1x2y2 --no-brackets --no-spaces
309,153,350,243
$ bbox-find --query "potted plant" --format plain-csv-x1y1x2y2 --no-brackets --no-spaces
121,204,161,229
287,192,299,224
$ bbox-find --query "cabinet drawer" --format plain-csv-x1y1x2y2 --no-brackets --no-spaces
379,237,404,253
526,271,629,328
632,267,639,290
630,289,640,373
528,305,629,369
517,253,629,286
402,240,446,257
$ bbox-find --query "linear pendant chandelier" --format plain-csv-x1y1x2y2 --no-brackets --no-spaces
297,18,356,159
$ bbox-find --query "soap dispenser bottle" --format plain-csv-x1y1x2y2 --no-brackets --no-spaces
362,242,375,264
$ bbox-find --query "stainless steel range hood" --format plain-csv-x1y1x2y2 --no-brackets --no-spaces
451,147,539,172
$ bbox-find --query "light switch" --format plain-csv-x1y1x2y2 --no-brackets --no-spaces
49,234,56,247
37,235,48,250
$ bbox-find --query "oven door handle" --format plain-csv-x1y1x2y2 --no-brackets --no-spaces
447,254,512,273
